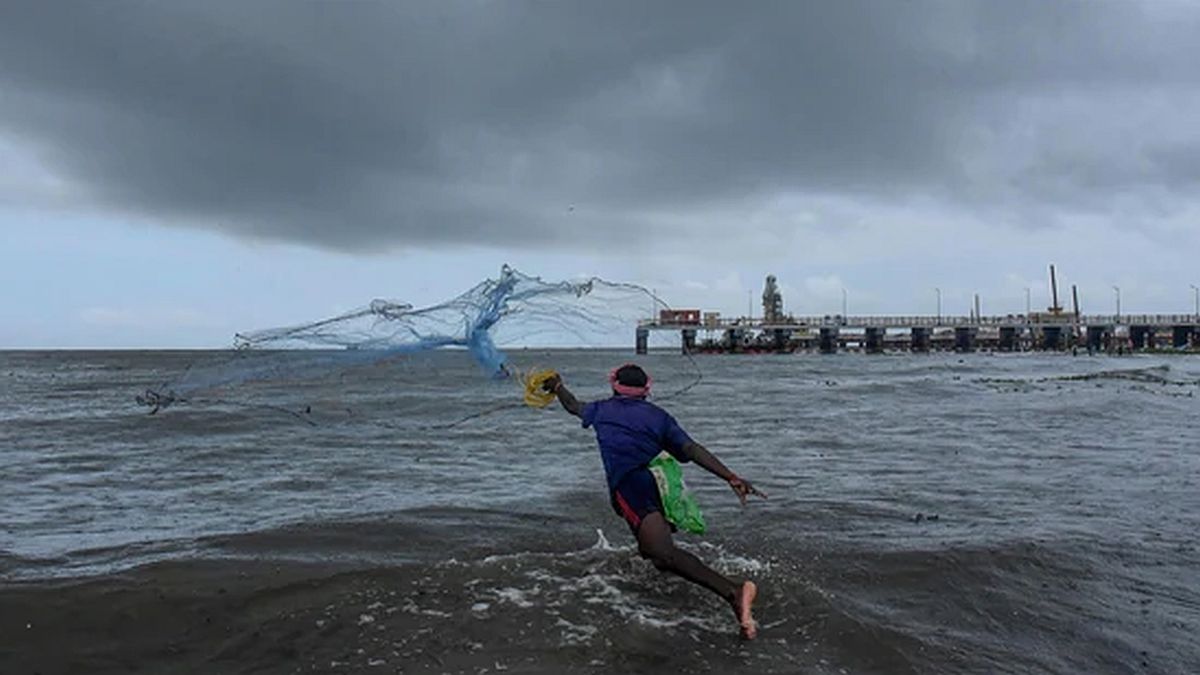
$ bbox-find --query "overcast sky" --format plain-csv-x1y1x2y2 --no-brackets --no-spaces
3,1,1199,348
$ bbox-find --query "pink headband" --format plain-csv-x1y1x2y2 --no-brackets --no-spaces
609,363,651,397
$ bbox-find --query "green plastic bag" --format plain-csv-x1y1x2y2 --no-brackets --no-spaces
648,451,706,534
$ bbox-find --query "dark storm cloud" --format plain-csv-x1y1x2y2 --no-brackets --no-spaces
1,1,1198,251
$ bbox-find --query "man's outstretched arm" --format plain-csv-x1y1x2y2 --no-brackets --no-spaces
543,374,583,417
681,440,767,505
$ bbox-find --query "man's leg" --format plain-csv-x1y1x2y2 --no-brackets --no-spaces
635,512,758,638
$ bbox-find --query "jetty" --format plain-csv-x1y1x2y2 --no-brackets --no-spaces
638,269,1200,354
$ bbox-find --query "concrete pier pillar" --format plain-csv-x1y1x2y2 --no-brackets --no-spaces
911,327,930,352
635,328,648,355
681,329,696,354
998,326,1017,352
864,327,883,354
772,329,789,352
1086,325,1109,353
734,329,751,353
954,326,975,352
819,327,838,354
1130,326,1153,350
1172,325,1193,349
1041,326,1063,351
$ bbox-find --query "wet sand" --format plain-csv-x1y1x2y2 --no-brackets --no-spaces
1,556,780,675
2,559,364,674
0,550,934,675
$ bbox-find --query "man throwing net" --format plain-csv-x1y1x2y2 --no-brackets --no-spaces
542,363,767,639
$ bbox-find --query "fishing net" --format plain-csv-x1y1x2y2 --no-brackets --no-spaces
136,265,700,428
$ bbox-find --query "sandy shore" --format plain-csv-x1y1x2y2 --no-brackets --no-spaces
0,555,781,675
1,559,437,674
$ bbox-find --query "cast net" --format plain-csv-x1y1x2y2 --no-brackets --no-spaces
136,265,700,428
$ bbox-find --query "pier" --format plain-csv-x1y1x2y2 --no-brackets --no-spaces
638,312,1200,354
637,272,1200,354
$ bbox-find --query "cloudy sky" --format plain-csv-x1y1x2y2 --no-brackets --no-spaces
3,1,1199,347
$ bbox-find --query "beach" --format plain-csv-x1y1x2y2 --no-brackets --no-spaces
2,350,1198,673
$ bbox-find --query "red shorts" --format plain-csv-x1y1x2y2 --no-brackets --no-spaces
610,468,671,533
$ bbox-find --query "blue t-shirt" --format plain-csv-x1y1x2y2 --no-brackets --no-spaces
581,396,693,490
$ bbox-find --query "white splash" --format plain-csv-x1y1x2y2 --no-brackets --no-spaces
493,586,539,608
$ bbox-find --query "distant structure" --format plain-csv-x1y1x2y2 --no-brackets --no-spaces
636,266,1200,355
762,275,783,324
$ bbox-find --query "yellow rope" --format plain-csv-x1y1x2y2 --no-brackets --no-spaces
519,367,558,408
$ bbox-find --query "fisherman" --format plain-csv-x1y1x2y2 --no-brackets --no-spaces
542,363,766,639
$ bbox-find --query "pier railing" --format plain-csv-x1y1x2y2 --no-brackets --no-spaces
640,313,1200,330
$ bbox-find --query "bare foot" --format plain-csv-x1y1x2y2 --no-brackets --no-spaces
731,580,757,640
